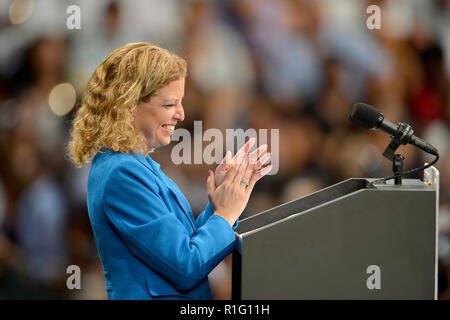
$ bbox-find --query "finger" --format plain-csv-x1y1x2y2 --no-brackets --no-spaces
241,150,261,183
249,144,268,165
215,150,231,172
207,169,216,195
254,152,271,171
225,150,232,164
224,138,255,183
248,164,272,190
220,150,232,166
239,138,253,165
222,160,241,184
233,138,256,164
241,165,254,188
215,151,232,181
233,151,250,184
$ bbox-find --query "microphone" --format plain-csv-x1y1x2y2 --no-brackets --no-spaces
349,102,438,156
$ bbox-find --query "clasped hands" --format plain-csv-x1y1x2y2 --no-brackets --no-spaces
207,138,272,227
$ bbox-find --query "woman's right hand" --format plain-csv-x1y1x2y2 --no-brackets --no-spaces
206,144,272,227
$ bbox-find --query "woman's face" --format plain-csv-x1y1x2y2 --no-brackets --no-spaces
133,77,185,151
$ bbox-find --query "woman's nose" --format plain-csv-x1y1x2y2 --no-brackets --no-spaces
175,103,184,122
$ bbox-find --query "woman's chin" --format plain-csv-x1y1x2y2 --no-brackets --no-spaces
148,139,171,150
162,137,172,146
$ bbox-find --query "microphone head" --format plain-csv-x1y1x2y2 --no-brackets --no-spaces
349,102,383,129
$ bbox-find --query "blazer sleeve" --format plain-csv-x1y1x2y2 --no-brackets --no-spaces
102,160,236,291
196,201,239,230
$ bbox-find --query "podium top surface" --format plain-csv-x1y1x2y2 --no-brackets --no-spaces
236,178,434,236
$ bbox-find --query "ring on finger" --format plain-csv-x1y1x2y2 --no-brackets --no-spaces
241,180,249,187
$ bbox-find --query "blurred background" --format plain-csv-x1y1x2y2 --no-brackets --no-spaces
0,0,448,299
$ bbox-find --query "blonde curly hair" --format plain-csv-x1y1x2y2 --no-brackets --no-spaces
68,42,187,167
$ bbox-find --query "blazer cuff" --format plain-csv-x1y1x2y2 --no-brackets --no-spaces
207,214,237,246
206,201,238,230
205,201,214,215
232,218,239,230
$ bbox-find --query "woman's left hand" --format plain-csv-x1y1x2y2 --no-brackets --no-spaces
214,138,269,187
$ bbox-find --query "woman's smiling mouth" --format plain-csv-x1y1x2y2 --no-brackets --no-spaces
162,124,175,134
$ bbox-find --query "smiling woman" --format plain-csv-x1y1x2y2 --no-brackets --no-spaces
132,77,185,149
67,42,271,300
68,42,187,166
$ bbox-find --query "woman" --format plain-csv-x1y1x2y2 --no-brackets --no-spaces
68,42,271,300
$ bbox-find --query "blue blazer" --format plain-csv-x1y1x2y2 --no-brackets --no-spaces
87,150,237,300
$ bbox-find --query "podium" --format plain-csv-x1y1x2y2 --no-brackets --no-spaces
232,170,439,300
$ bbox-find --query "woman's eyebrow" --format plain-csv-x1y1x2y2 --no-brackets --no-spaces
163,97,180,103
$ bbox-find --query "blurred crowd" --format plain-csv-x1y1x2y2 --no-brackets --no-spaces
0,0,449,299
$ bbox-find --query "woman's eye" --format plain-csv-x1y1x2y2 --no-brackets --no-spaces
165,104,175,108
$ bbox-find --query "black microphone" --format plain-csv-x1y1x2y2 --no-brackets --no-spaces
349,102,438,156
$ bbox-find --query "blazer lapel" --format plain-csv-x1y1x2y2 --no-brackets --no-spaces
135,153,197,230
164,178,197,224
